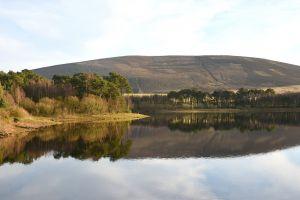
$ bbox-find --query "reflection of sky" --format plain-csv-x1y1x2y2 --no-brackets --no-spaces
1,147,300,200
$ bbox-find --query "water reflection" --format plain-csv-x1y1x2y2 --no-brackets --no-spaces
133,112,300,132
1,112,300,200
0,112,299,165
127,112,300,158
0,122,131,165
1,149,300,200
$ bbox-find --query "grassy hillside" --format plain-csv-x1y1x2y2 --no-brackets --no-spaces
35,55,300,93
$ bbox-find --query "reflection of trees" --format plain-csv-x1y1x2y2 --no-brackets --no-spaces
52,135,132,161
0,122,131,165
133,112,300,132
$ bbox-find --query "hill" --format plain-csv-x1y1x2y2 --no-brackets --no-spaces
34,55,300,93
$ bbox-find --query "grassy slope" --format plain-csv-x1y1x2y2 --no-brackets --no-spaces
35,55,300,93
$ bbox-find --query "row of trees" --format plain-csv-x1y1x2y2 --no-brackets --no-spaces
52,72,132,99
167,88,278,108
131,88,300,111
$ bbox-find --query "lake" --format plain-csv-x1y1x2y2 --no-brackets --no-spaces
1,112,300,200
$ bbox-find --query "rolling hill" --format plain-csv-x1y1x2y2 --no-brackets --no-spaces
34,55,300,93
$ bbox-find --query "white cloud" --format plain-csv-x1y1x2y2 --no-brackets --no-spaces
0,0,300,71
2,147,300,200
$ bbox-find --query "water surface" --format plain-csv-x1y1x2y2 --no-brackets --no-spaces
1,112,300,200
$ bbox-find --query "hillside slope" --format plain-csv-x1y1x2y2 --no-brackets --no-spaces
35,55,300,93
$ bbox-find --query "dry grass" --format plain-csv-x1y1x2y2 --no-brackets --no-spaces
53,113,149,123
266,85,300,94
0,112,148,137
124,93,167,97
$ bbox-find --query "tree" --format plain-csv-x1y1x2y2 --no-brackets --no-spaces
71,73,108,98
52,75,71,86
104,72,132,94
265,88,275,96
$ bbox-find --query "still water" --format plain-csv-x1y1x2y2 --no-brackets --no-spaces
0,112,300,200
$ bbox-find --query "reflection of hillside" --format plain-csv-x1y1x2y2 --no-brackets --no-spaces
126,112,300,158
0,122,131,165
127,125,300,158
132,112,300,132
1,113,300,163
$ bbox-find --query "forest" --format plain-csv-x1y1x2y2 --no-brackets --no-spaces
131,88,300,112
0,70,132,118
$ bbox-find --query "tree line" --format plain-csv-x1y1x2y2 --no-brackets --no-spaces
0,70,132,117
131,88,300,111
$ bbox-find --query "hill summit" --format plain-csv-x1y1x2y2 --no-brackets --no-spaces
34,55,300,93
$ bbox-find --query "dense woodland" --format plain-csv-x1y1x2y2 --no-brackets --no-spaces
132,88,300,112
0,70,132,118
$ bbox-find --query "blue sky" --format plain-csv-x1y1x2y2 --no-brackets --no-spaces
0,0,300,71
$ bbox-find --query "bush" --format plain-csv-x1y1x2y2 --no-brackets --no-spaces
2,93,15,107
108,97,130,113
36,98,58,116
79,95,108,114
64,96,80,114
0,109,10,120
20,97,37,114
7,106,30,118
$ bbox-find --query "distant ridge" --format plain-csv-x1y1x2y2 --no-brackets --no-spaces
34,55,300,93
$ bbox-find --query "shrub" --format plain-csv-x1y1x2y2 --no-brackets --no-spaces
2,93,15,107
36,97,57,116
79,95,108,114
0,109,10,120
108,97,130,113
10,85,26,105
7,106,30,118
64,96,80,114
20,97,37,114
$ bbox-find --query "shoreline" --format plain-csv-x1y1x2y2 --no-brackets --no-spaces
0,113,148,138
158,107,300,113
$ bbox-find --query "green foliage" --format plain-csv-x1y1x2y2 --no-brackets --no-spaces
104,72,132,94
0,70,132,116
52,75,71,86
132,88,300,111
0,70,46,91
70,73,105,97
0,83,4,107
53,72,131,99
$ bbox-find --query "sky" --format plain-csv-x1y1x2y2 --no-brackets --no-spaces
0,0,300,71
